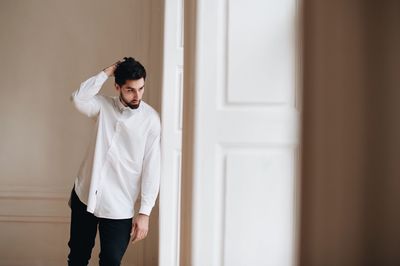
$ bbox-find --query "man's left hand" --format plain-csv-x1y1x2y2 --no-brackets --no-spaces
130,213,149,244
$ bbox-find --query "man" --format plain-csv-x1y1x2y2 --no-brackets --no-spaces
67,57,161,266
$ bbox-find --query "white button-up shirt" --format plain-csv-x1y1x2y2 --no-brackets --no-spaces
70,70,161,219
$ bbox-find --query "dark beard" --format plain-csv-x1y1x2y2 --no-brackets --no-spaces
119,93,140,109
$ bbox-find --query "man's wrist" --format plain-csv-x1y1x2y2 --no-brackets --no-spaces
102,69,111,77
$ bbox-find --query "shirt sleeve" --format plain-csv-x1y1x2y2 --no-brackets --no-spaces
139,117,161,216
70,71,109,118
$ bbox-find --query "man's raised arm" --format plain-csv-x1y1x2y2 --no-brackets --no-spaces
70,61,120,117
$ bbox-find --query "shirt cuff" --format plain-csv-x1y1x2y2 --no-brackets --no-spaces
98,70,109,82
138,205,152,216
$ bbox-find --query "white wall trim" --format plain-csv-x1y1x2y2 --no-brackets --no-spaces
0,185,70,223
0,185,70,200
159,0,185,265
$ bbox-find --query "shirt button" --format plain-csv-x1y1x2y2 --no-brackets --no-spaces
95,190,98,195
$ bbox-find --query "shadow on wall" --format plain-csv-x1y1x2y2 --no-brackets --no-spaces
300,0,400,265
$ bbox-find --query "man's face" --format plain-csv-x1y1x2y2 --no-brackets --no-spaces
115,78,145,109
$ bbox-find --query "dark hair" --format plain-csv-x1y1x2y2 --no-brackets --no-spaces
114,57,146,86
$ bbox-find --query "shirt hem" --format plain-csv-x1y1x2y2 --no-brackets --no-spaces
90,210,134,220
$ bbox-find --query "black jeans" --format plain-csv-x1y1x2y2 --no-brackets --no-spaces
67,185,133,266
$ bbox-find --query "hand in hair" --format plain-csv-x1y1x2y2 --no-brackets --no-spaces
102,60,123,77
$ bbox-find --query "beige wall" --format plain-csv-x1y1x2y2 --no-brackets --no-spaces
0,0,163,265
300,0,400,265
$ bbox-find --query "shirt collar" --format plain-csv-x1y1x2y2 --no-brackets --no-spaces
113,96,142,114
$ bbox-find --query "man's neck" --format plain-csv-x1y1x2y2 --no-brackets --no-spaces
119,95,128,107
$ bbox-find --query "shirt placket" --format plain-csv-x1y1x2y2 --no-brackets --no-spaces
93,110,125,213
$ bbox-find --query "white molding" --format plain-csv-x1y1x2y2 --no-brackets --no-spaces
0,215,70,223
0,186,69,200
0,259,67,266
0,185,71,223
159,0,184,264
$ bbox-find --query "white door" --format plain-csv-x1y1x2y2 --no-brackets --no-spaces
180,0,300,265
159,0,185,265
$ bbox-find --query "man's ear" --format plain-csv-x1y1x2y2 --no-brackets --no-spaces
115,83,120,92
